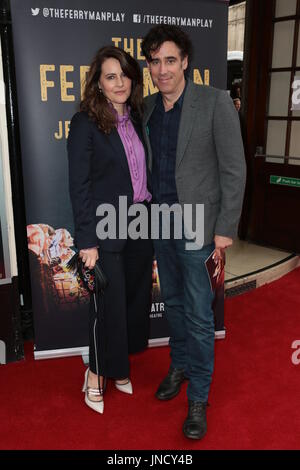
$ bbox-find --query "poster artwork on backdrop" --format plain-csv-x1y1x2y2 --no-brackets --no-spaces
10,0,228,357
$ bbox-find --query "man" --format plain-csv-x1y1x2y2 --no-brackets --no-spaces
233,97,241,112
141,25,246,440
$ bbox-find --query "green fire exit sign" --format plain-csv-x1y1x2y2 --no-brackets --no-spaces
270,175,300,188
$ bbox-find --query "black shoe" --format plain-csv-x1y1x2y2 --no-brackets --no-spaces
183,400,208,440
155,367,186,400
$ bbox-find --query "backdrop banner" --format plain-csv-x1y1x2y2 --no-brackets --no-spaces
0,146,12,364
1,46,18,363
10,0,228,358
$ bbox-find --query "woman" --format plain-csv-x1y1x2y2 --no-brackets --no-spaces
67,46,153,414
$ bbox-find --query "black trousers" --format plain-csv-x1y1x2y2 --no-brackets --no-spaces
89,236,153,378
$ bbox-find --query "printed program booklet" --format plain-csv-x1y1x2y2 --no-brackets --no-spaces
205,250,225,292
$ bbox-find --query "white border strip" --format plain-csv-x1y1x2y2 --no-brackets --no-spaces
34,331,225,360
34,339,171,360
148,337,169,348
0,277,12,285
215,329,226,339
34,346,89,360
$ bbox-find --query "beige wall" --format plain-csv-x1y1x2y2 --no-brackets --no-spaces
228,1,246,52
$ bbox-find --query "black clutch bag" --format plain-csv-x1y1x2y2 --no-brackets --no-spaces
65,250,108,292
94,260,108,291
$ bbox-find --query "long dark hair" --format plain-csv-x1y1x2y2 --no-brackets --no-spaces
80,46,143,133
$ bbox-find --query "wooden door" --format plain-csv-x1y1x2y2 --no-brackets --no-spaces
241,0,300,252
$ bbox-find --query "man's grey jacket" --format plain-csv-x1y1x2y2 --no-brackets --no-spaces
143,79,247,245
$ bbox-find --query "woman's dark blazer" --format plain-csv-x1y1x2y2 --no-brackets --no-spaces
67,111,150,253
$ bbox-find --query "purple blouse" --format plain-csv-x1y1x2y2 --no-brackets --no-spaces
116,110,152,204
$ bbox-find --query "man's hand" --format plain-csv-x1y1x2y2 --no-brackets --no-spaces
214,235,233,260
79,247,99,269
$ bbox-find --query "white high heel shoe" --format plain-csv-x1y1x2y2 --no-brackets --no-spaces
82,368,104,414
115,379,133,395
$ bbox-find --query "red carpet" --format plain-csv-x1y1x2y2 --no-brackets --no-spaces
1,268,300,450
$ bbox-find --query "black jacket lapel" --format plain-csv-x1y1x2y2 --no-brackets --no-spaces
108,128,133,186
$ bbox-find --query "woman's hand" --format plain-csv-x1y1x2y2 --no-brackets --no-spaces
79,247,99,269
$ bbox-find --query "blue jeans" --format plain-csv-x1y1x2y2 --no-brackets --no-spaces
154,221,215,402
